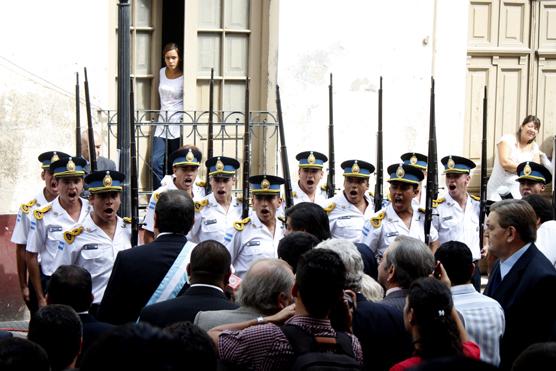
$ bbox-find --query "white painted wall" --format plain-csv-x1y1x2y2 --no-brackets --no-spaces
0,1,113,213
277,0,469,188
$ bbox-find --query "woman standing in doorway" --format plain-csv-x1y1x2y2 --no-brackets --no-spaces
151,42,184,190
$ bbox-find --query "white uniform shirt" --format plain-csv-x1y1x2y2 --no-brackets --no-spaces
433,193,481,260
11,190,49,245
143,177,205,233
536,220,556,267
360,203,439,259
67,214,131,303
323,192,375,242
292,182,328,205
189,193,242,244
26,197,91,276
223,213,285,278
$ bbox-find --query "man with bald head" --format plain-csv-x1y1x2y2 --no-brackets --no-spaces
81,130,116,173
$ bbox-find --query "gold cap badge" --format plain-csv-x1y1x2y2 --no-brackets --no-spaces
396,165,405,178
524,162,532,176
447,156,455,169
186,149,194,162
103,171,113,187
51,152,60,163
410,154,418,165
261,178,270,190
308,152,316,164
351,161,360,174
216,158,224,171
66,158,76,171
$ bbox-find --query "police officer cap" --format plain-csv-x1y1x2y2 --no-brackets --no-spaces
85,170,126,193
38,151,70,169
249,174,285,195
50,156,87,178
387,163,425,184
441,155,476,174
516,161,551,185
341,160,375,178
206,156,240,178
170,147,202,168
400,152,428,170
296,151,328,169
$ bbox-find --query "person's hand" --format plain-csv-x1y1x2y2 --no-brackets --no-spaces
265,304,295,325
21,286,30,304
38,296,47,308
432,261,451,288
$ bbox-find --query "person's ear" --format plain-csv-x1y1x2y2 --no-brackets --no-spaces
186,263,191,277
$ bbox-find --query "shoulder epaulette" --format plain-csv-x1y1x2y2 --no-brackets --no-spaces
33,204,52,220
470,194,480,201
123,217,132,224
368,191,375,197
63,226,84,244
195,199,209,212
196,180,206,187
433,197,445,207
370,210,385,228
292,191,297,198
418,208,426,214
323,202,336,214
278,215,286,223
20,199,37,214
320,184,328,191
233,217,251,232
153,192,161,202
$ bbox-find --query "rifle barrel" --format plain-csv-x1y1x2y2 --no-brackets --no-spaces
424,77,437,245
130,77,139,246
206,68,214,195
83,67,97,172
479,86,488,250
327,73,336,198
276,85,293,209
374,76,384,211
242,79,251,219
75,72,81,157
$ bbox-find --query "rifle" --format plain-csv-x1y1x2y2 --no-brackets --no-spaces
374,77,384,211
479,86,488,252
83,67,97,172
276,85,294,209
75,72,82,157
327,73,336,198
242,79,251,219
206,68,214,195
130,77,139,246
424,77,438,245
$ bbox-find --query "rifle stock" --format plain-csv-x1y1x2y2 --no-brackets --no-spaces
276,85,293,209
242,79,251,219
327,73,336,198
374,77,384,211
84,67,97,172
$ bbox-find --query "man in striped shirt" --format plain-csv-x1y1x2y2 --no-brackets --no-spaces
435,241,505,366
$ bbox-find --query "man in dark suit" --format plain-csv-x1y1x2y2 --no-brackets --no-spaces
484,199,556,369
46,265,113,363
139,240,238,327
97,189,195,325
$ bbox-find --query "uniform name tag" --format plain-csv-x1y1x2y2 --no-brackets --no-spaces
385,231,399,238
204,219,217,225
48,225,63,233
442,216,453,221
339,216,352,220
84,244,99,250
246,240,260,247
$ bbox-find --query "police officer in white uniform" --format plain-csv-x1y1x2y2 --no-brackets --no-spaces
224,175,285,278
401,152,428,210
323,159,375,242
143,145,205,244
433,155,481,290
189,156,242,244
65,170,131,306
11,151,69,311
516,161,551,197
26,156,91,308
360,163,439,259
292,151,328,204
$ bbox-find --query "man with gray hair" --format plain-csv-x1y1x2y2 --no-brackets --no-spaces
377,235,435,312
194,258,294,331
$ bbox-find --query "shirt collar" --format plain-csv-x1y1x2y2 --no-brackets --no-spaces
190,283,224,293
450,283,476,295
500,242,531,279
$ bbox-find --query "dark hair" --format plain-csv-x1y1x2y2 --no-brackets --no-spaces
0,337,50,371
155,189,194,234
512,342,556,371
80,322,187,371
490,199,537,243
295,249,346,318
517,115,541,144
28,304,82,371
278,232,320,273
285,202,331,241
434,241,474,286
407,278,463,360
523,194,554,224
164,322,217,371
189,240,231,285
385,236,435,289
48,265,92,312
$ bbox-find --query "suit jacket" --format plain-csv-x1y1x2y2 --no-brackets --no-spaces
379,288,408,313
355,242,378,279
77,313,114,365
484,243,556,369
96,234,189,325
194,305,261,331
139,285,238,328
353,293,413,371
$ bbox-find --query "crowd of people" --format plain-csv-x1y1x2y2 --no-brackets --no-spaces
3,113,556,370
